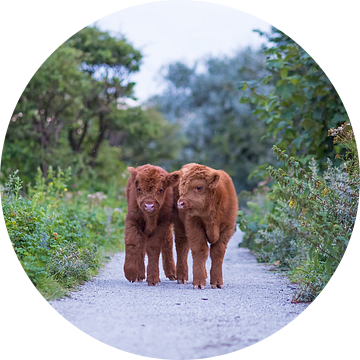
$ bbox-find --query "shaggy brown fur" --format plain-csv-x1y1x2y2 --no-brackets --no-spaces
171,163,238,289
124,164,180,286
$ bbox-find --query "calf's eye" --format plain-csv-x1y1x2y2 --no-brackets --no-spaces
159,189,163,193
137,187,141,192
196,186,202,191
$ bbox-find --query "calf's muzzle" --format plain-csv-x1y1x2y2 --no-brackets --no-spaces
177,200,186,210
144,203,155,211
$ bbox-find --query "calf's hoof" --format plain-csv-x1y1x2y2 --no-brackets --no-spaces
193,284,205,290
211,284,223,289
135,278,143,282
124,269,138,283
168,275,176,281
148,282,159,286
177,279,187,284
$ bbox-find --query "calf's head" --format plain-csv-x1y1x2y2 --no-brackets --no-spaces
128,166,180,215
176,164,220,216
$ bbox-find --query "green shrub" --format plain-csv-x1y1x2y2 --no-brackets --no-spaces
239,27,348,167
2,166,126,300
239,122,358,302
237,188,274,250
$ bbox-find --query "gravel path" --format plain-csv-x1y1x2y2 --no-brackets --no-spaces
50,234,309,359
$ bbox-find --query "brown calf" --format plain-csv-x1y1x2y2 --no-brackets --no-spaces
124,164,180,286
171,163,238,289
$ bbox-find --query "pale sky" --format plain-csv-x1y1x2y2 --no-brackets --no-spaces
91,0,271,103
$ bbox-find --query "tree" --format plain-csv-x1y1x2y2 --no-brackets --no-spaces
2,26,180,190
117,107,183,169
2,44,88,182
240,27,349,167
65,27,143,167
151,47,274,191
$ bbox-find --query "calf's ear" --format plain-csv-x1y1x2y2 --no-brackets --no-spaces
165,171,180,188
127,167,137,181
208,170,220,188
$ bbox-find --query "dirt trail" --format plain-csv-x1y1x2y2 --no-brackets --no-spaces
50,234,308,359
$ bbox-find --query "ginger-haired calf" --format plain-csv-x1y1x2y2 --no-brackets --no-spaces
124,164,180,286
171,163,238,289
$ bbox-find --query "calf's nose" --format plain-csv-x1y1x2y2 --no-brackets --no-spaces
177,201,185,209
144,203,155,211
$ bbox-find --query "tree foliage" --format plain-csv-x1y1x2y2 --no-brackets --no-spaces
3,44,86,180
65,27,143,167
2,26,179,191
151,48,275,191
237,27,357,302
240,27,349,168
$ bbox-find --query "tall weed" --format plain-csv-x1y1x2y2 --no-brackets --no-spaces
239,123,358,301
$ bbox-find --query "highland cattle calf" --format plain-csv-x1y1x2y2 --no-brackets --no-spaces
171,163,238,289
124,164,180,286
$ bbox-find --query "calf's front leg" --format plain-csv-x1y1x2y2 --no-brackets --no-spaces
161,227,176,280
174,218,189,284
124,223,145,282
186,220,209,289
146,235,162,286
209,226,233,288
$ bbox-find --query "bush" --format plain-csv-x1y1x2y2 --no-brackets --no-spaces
240,27,348,168
2,166,126,300
237,188,273,250
239,122,358,302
